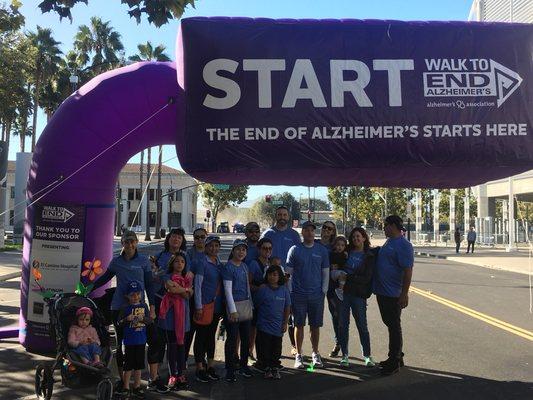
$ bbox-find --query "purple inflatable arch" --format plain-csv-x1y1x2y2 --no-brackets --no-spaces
20,18,532,352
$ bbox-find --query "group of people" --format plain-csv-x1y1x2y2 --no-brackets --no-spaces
454,226,477,254
68,206,414,398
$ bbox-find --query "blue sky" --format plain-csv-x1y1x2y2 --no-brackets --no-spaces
18,0,474,206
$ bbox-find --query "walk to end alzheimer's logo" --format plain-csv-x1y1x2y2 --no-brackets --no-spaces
41,206,74,223
423,58,522,108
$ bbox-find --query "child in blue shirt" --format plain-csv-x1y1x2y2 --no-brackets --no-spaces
254,264,291,380
118,280,153,397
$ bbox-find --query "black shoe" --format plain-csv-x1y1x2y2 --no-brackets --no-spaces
251,361,266,373
236,367,253,378
147,377,169,393
329,345,340,357
380,359,400,375
225,371,237,383
207,367,220,381
131,386,145,399
195,369,210,383
114,381,128,396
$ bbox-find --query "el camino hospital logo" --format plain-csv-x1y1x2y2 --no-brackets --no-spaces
423,58,522,108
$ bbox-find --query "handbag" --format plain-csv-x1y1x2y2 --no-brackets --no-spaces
227,264,253,321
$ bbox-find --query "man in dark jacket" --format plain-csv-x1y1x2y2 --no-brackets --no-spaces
454,228,461,254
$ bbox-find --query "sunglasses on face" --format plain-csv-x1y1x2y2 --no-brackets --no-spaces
123,239,136,244
322,225,334,231
194,235,206,240
261,246,273,251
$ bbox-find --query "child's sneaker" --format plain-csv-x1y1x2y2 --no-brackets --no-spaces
207,367,220,381
340,356,350,367
335,288,344,301
114,381,128,397
237,366,253,378
148,377,169,393
177,375,189,390
263,368,273,379
195,369,210,383
364,356,376,367
271,368,281,380
131,386,145,399
225,370,237,383
167,375,178,390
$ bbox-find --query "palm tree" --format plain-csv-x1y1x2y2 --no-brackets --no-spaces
74,17,124,77
28,26,62,151
129,41,171,239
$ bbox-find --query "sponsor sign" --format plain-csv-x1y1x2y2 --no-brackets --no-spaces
178,18,533,188
26,204,85,337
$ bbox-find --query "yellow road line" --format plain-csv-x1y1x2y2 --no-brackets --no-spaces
410,286,533,342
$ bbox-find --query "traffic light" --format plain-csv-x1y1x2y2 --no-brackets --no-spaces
265,195,272,203
206,210,211,218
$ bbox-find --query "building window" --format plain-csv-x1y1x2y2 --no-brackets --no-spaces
168,212,181,228
135,189,141,201
149,212,156,227
176,190,182,201
128,212,140,227
149,189,155,201
10,187,15,199
9,210,14,225
128,188,135,200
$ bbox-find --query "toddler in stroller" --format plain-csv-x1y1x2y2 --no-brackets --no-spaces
35,293,114,400
68,306,104,367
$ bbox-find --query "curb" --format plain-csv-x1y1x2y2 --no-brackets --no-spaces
415,251,448,260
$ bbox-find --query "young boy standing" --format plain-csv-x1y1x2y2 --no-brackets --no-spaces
118,280,153,398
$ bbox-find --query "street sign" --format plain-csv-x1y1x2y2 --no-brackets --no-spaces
213,184,230,190
272,200,283,205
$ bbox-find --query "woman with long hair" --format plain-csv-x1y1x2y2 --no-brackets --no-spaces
337,227,377,368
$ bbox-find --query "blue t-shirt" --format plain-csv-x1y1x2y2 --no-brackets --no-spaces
373,237,414,297
248,259,267,285
345,251,365,274
244,242,259,265
222,261,250,302
255,285,291,337
262,227,301,266
121,303,149,346
106,253,154,310
194,256,223,312
286,243,330,295
187,247,206,274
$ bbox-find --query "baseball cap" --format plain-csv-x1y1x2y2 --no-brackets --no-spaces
302,220,317,230
232,238,248,250
121,230,138,242
205,235,221,245
245,222,260,232
126,280,142,294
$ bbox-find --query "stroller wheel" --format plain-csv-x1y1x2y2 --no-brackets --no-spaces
96,379,113,400
35,364,54,400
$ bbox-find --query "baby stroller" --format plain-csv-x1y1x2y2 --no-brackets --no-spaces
35,293,114,400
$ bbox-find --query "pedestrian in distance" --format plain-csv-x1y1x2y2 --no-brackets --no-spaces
158,253,193,391
193,235,224,383
337,227,377,368
117,280,154,398
223,239,255,382
454,228,461,254
466,226,476,253
254,265,291,380
373,215,414,375
286,220,330,370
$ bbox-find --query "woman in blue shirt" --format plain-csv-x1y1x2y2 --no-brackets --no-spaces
337,227,377,368
222,239,254,382
192,235,224,383
92,230,155,395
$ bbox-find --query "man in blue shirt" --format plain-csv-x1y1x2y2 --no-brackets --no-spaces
244,221,260,264
286,221,330,370
373,215,414,375
261,206,301,266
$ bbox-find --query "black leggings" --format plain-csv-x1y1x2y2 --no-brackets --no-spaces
112,310,125,371
193,314,221,364
163,329,185,377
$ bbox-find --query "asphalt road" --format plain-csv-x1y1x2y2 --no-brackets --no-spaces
0,236,532,399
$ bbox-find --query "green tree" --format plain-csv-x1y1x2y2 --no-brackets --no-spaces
200,184,248,232
74,16,124,75
27,26,62,151
247,192,300,227
39,0,196,27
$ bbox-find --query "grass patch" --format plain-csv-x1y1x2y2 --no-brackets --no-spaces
0,243,22,252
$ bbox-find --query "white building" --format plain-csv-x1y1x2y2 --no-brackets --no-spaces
468,0,533,247
4,161,199,234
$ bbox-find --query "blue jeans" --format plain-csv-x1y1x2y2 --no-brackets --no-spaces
72,342,101,361
338,293,371,357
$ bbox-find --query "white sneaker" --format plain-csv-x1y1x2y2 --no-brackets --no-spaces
294,354,304,369
364,356,376,367
311,352,323,368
